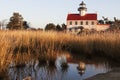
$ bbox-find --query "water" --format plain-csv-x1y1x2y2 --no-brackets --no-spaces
1,53,118,80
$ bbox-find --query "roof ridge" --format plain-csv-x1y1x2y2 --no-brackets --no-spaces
68,13,97,15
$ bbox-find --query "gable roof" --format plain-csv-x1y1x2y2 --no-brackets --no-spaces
67,13,97,20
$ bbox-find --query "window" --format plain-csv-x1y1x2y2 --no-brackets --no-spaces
91,22,94,25
81,21,83,25
70,21,72,25
75,21,78,25
86,21,88,25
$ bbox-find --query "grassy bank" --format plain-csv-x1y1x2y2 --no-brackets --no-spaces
0,30,120,69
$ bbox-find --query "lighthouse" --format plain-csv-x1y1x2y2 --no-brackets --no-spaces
78,1,87,16
66,1,110,32
67,1,97,30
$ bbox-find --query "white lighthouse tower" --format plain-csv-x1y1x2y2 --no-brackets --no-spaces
78,1,87,16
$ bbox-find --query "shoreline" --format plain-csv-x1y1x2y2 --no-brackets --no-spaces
85,68,120,80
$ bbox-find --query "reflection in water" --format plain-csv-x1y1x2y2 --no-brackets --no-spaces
77,61,86,76
23,76,32,80
60,55,69,73
0,70,9,80
1,53,120,80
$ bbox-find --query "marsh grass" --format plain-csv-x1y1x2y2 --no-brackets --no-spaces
0,30,120,70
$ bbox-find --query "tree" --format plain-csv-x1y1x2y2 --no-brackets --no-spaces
7,12,29,30
37,28,43,31
109,20,120,30
98,16,114,25
114,17,117,22
45,23,56,31
23,21,30,29
98,20,104,24
106,17,120,31
61,23,67,30
56,24,62,31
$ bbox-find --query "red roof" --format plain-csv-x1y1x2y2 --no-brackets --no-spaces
67,13,97,20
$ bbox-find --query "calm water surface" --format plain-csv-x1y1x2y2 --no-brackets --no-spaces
2,53,117,80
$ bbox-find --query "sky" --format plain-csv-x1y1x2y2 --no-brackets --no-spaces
0,0,120,29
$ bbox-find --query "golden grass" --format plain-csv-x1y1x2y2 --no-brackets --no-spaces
0,30,120,70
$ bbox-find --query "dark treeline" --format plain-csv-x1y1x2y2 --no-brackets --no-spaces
98,16,120,31
2,12,120,32
6,12,30,30
45,23,66,31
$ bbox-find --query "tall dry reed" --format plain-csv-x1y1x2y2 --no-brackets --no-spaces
0,30,120,69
